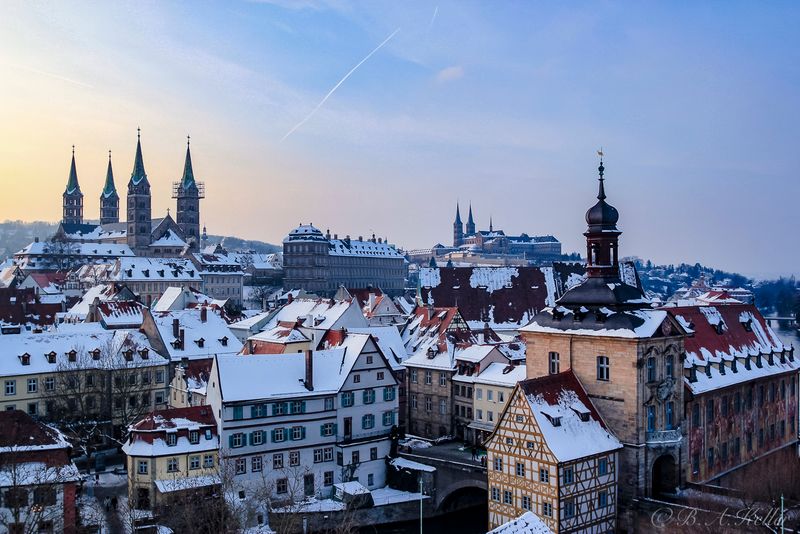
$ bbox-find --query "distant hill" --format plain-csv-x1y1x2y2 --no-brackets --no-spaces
206,234,281,254
0,220,280,259
0,220,58,259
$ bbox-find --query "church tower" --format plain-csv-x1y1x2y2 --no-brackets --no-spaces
465,203,475,236
62,147,84,225
583,157,621,279
172,136,204,251
127,129,152,254
99,151,119,225
453,203,464,247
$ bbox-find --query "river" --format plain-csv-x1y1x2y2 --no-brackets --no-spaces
358,503,488,534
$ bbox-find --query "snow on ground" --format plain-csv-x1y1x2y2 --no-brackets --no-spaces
271,497,346,513
400,437,432,449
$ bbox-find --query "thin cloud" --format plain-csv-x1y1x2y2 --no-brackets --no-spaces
3,62,93,89
281,27,400,141
436,65,464,83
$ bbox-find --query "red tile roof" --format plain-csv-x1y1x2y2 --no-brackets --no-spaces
517,370,607,429
131,405,216,431
0,410,69,448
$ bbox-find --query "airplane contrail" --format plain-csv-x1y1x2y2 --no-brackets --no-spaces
3,62,94,89
281,27,401,141
429,6,438,32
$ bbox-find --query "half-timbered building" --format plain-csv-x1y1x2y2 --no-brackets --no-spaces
486,371,622,533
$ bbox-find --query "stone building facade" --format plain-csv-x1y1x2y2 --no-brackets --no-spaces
282,225,406,297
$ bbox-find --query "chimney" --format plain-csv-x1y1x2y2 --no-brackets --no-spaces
287,292,294,304
179,328,185,349
248,339,254,354
427,303,434,321
172,318,180,338
34,236,39,243
181,356,189,369
200,306,207,323
368,292,376,312
304,349,314,391
334,234,338,240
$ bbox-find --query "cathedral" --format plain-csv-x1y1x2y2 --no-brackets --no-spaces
56,130,205,256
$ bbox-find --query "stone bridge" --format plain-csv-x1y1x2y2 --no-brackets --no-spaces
398,451,488,511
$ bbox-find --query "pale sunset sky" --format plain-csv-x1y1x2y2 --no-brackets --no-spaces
0,1,798,277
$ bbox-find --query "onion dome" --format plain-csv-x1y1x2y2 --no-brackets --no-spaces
585,160,619,232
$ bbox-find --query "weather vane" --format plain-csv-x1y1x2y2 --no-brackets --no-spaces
597,147,604,162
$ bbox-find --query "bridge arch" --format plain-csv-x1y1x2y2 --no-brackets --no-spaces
436,478,487,511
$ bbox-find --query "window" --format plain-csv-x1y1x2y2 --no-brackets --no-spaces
721,395,729,416
368,473,374,486
291,426,305,441
493,457,502,471
666,402,674,430
353,374,360,384
323,397,334,411
324,447,333,462
189,430,199,444
439,399,447,415
706,399,714,421
598,490,608,508
5,380,15,396
597,356,610,381
647,357,656,382
251,430,264,446
341,392,354,407
548,351,560,374
424,370,432,385
666,354,674,378
366,355,373,364
137,460,148,474
542,502,553,517
363,389,375,404
488,411,494,422
383,386,395,401
231,433,243,448
352,450,360,465
522,495,531,511
166,433,177,447
233,406,243,420
439,372,447,386
564,498,575,518
273,402,288,415
476,388,482,400
156,370,165,383
503,490,513,505
377,371,384,380
477,409,483,420
491,487,500,501
314,449,323,463
321,422,335,436
598,457,608,476
324,471,334,486
734,392,742,414
289,451,300,467
203,454,214,468
362,414,375,429
27,378,37,394
562,467,573,484
487,390,493,401
273,453,284,469
539,468,549,483
190,456,200,470
425,396,432,412
44,377,54,392
516,462,525,477
155,391,165,405
383,411,394,426
167,458,179,473
410,369,418,383
252,456,263,472
707,447,714,468
291,400,304,414
277,478,288,494
647,405,656,432
692,403,700,426
498,391,504,402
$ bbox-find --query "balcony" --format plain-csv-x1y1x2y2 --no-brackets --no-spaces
646,429,682,445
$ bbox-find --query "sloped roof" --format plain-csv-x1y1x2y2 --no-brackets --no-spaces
487,512,553,534
522,307,671,339
151,308,242,361
130,405,216,432
418,264,586,330
0,410,71,452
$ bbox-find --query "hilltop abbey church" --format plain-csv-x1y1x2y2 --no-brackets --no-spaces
57,129,205,256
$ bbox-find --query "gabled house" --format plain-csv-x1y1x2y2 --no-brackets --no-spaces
486,371,622,533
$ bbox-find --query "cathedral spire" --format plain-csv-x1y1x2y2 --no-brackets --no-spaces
466,202,476,235
130,127,148,186
455,203,462,224
64,146,80,194
102,150,118,198
180,135,197,191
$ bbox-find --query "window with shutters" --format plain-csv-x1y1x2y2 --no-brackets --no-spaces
363,389,375,404
231,433,243,448
190,456,200,470
383,411,394,426
383,386,395,401
273,402,287,415
341,392,354,407
252,431,264,446
291,400,304,414
321,422,335,437
291,426,304,441
362,414,375,429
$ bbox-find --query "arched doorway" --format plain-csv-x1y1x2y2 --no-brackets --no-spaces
652,454,677,497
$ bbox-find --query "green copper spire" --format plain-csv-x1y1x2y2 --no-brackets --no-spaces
180,135,197,191
65,145,80,194
102,150,118,199
130,127,148,186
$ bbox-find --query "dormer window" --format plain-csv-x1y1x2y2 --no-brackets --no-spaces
195,338,205,348
744,356,752,370
543,413,561,427
46,352,56,364
139,348,149,360
189,430,199,444
157,270,165,277
143,269,149,277
91,349,101,361
741,319,753,332
718,360,726,375
689,365,698,383
123,350,134,362
219,336,228,347
68,350,77,363
731,358,738,373
166,432,177,446
19,353,30,366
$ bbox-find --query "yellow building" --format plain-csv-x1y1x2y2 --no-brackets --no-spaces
122,405,220,510
486,371,622,533
466,361,526,444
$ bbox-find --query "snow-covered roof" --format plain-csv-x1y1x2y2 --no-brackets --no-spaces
151,309,242,361
0,410,72,452
472,361,526,388
0,325,166,377
328,239,404,258
154,474,221,493
111,258,201,282
95,301,145,327
454,344,497,363
521,308,669,339
388,457,437,473
215,335,372,402
149,229,187,248
487,512,553,534
518,372,622,463
348,326,408,370
283,224,327,242
15,241,133,257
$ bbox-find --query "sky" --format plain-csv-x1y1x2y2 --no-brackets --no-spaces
0,1,798,279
